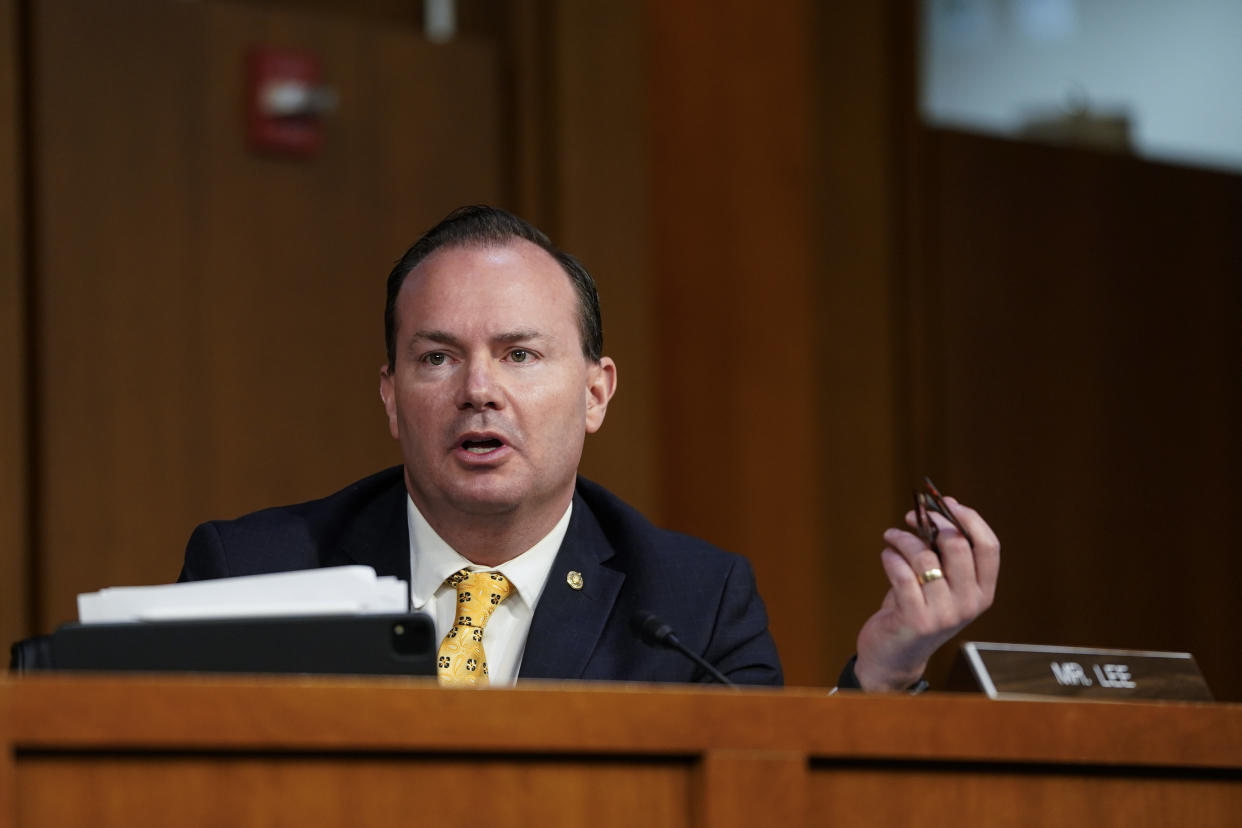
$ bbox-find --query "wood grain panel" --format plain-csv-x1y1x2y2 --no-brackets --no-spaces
7,677,1242,827
31,0,204,626
0,0,29,650
553,3,658,517
31,0,505,628
809,766,1242,828
647,2,908,686
0,681,11,828
17,755,690,828
807,2,910,685
697,751,805,828
7,676,1241,767
646,0,828,686
910,130,1242,699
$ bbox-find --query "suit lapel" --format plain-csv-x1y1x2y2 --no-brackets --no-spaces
324,474,411,586
519,489,624,680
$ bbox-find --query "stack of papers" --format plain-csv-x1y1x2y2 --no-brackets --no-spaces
77,566,409,623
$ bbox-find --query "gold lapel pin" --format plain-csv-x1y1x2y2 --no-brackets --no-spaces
566,570,584,590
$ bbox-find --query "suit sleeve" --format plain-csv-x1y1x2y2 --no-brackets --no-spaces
705,555,784,686
177,522,231,582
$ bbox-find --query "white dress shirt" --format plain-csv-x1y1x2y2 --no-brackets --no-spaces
405,496,570,686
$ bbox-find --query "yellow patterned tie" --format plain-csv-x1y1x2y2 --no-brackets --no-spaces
437,569,513,687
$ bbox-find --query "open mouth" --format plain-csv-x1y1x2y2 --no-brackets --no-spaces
462,438,504,454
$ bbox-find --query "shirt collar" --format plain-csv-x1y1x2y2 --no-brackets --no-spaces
406,495,572,613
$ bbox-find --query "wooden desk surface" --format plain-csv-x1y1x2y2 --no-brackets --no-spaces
3,674,1239,765
3,676,1240,827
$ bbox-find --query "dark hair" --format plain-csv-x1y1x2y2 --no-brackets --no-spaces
384,205,603,369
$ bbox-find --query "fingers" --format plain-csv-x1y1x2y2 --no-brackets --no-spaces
925,509,977,593
900,496,1000,601
944,496,1001,600
878,546,929,617
882,500,996,629
881,528,943,606
879,543,967,645
884,524,939,567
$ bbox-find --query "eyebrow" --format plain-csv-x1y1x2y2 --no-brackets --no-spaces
409,330,462,350
493,329,545,345
406,329,548,352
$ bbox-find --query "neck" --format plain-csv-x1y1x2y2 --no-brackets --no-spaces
409,486,572,567
440,514,556,567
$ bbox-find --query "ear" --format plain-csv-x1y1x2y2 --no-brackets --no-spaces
379,364,400,440
584,356,617,434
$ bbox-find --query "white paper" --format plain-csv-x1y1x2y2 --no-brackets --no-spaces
77,566,409,623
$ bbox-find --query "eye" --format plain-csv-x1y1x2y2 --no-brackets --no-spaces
423,352,448,366
509,349,530,363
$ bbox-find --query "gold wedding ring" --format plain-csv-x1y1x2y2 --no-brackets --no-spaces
917,567,944,586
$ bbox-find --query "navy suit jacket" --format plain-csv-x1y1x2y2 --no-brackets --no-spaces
179,467,783,686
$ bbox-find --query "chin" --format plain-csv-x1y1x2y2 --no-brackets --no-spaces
447,493,523,516
442,479,528,515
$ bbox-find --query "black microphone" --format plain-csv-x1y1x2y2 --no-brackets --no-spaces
632,610,736,688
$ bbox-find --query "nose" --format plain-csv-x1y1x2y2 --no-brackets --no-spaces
456,356,505,411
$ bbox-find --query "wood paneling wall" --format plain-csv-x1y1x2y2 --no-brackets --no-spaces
552,3,658,519
28,0,505,627
807,3,911,686
1,0,30,654
908,129,1242,699
644,0,1242,699
645,1,907,686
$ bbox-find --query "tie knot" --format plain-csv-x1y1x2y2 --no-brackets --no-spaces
445,569,513,629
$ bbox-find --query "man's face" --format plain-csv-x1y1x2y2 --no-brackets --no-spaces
380,239,616,527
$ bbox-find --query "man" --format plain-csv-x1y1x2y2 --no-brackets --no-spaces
180,205,999,690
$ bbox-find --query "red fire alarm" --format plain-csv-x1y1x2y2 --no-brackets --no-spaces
246,46,337,158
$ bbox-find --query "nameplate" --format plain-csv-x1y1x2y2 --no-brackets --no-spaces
957,642,1214,702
